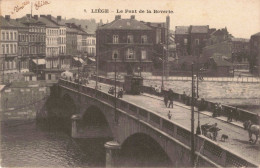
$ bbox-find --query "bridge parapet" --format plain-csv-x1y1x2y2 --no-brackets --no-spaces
91,75,260,124
59,79,258,167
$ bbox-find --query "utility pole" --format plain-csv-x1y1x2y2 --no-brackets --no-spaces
191,63,195,167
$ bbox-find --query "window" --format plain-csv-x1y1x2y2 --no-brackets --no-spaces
126,48,134,59
92,39,95,45
195,39,200,45
6,32,9,40
113,35,119,44
112,50,119,59
10,32,13,40
48,74,51,80
10,44,13,54
141,35,147,43
6,44,9,54
127,35,134,43
2,45,5,54
2,32,5,40
14,32,17,40
184,38,188,45
14,44,16,53
141,50,147,59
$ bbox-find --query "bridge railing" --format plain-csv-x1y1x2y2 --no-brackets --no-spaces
59,79,258,167
90,75,260,125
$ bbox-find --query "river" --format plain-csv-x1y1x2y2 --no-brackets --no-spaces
0,120,109,167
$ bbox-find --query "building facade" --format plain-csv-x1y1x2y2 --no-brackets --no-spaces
0,16,19,77
231,38,250,70
19,14,46,73
250,32,260,75
190,25,209,56
96,15,154,76
86,34,96,56
175,26,190,57
38,15,60,69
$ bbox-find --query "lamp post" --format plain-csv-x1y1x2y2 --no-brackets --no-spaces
161,47,165,89
191,63,195,167
114,53,118,123
2,54,7,84
95,27,99,90
196,49,201,135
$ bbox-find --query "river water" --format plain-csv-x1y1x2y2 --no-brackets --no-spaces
0,120,109,167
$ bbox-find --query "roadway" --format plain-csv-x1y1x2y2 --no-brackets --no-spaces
85,80,260,165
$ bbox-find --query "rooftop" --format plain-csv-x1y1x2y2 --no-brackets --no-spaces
37,16,60,28
175,26,189,35
231,38,249,42
252,32,260,37
191,25,209,34
99,17,152,30
0,16,26,28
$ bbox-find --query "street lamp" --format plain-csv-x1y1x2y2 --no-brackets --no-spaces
191,63,195,167
196,50,201,135
161,46,165,89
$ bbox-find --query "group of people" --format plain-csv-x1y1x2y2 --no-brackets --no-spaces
212,103,222,117
164,89,174,108
108,87,124,98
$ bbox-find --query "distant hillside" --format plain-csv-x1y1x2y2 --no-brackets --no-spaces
62,18,101,34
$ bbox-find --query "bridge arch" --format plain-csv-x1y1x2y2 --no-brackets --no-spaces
79,105,114,138
60,93,77,118
119,133,172,167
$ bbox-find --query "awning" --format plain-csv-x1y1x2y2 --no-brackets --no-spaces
32,59,46,65
88,57,96,62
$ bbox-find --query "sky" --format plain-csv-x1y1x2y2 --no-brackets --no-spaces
0,0,259,38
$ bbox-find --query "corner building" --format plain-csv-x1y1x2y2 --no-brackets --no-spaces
96,15,153,76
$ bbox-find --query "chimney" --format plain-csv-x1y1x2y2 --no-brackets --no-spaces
47,14,51,20
26,14,31,18
147,22,151,26
115,15,121,20
85,25,88,29
5,15,10,21
130,15,135,19
78,25,81,29
57,16,61,22
33,15,38,20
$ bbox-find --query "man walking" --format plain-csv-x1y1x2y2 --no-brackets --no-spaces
168,89,174,108
168,111,172,120
164,93,168,107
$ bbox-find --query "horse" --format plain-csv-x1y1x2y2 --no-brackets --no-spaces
243,120,260,144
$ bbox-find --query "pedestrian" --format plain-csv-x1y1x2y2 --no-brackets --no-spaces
168,89,174,108
234,107,240,121
168,97,174,108
164,93,168,107
168,111,172,120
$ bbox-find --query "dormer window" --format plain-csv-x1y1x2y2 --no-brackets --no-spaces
113,35,119,44
127,35,133,43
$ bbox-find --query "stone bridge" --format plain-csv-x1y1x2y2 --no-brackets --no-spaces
56,79,258,167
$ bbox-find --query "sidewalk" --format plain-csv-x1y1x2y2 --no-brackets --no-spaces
142,93,244,129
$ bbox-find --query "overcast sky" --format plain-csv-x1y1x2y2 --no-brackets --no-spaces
1,0,259,38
